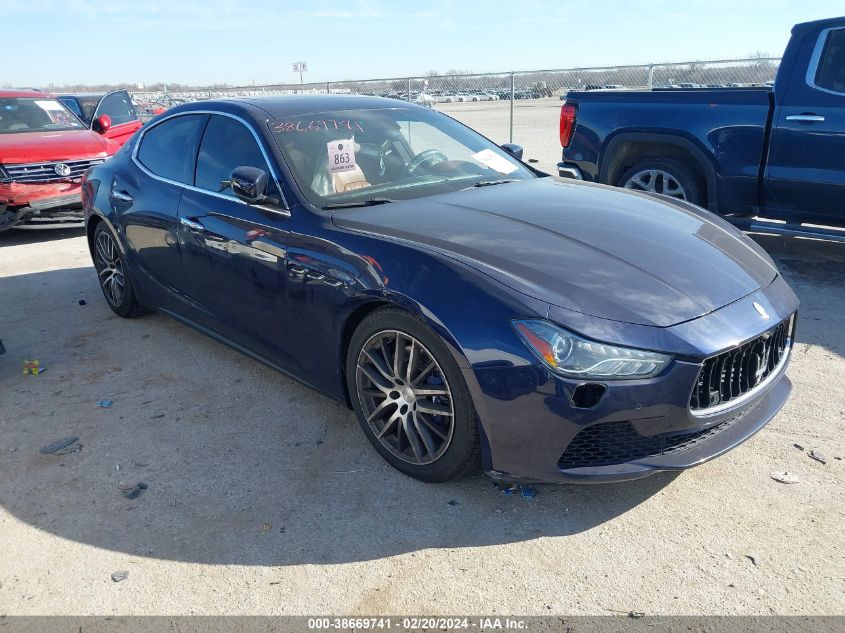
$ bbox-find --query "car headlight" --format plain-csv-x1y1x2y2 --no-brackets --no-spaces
513,319,672,380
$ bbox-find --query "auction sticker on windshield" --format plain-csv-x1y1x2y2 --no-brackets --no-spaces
328,138,356,173
471,149,518,175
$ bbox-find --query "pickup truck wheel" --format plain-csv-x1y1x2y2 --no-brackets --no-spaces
618,159,703,205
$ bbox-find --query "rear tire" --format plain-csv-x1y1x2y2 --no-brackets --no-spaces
618,158,704,206
93,223,148,318
346,307,480,483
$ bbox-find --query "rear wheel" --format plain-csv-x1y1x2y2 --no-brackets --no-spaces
346,307,479,482
93,223,148,318
618,158,704,206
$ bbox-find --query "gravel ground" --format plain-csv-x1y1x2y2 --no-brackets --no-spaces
0,227,842,616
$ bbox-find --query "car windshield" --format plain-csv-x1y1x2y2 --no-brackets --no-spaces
267,107,537,208
0,97,85,134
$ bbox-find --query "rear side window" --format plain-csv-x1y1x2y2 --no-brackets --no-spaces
195,114,275,195
137,114,207,184
814,28,845,93
97,92,137,125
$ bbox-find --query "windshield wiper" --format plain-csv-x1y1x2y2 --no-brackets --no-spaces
323,197,395,210
472,179,519,188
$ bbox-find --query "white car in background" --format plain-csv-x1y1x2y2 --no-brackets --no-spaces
413,92,436,106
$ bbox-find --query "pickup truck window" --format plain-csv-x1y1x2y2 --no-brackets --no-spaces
814,28,845,94
0,98,85,134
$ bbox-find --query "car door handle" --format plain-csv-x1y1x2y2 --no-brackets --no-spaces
785,114,825,122
111,187,133,202
179,217,205,231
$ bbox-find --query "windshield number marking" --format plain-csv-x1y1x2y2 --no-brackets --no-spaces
270,119,364,133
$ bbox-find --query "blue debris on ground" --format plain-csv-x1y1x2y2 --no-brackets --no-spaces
520,485,536,501
97,399,113,408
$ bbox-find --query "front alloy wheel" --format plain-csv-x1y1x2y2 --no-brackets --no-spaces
347,307,479,482
356,330,455,466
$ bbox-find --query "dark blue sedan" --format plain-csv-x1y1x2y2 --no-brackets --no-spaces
81,96,799,484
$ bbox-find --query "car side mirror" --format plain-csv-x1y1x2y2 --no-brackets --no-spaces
500,143,524,160
230,166,269,204
93,114,112,134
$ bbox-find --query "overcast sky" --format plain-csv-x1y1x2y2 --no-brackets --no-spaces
4,0,843,87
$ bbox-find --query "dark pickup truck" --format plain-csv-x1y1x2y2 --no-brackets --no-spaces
558,16,845,240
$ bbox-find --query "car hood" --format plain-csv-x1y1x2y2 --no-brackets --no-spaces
0,130,116,164
331,178,778,327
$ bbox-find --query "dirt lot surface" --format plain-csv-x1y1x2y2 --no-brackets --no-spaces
0,227,843,616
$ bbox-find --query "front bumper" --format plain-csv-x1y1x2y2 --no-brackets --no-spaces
468,278,799,485
0,182,83,231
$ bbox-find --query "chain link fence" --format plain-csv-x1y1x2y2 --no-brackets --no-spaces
131,57,780,175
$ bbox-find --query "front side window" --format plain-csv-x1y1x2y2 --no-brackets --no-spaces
96,92,137,125
267,107,535,208
814,28,845,93
195,115,275,196
136,114,207,184
0,98,85,134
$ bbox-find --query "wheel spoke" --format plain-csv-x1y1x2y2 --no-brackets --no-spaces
414,387,449,397
377,409,402,439
405,339,417,384
417,401,452,416
363,348,394,382
393,332,405,380
625,169,687,200
412,361,435,386
96,239,110,266
403,415,425,461
357,364,392,392
416,413,448,440
366,397,393,423
413,413,439,456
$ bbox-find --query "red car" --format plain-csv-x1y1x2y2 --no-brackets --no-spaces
0,89,122,231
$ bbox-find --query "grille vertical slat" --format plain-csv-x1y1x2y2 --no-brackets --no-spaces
690,316,793,412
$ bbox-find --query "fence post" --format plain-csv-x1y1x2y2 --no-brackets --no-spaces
509,72,515,143
647,65,655,90
408,78,412,102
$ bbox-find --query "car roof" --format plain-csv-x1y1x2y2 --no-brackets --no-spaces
795,15,845,29
0,89,52,98
178,94,427,119
56,93,105,100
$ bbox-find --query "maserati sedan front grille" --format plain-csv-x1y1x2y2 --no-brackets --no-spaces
690,314,794,413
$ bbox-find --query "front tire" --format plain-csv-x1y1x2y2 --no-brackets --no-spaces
93,223,148,318
346,307,480,482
